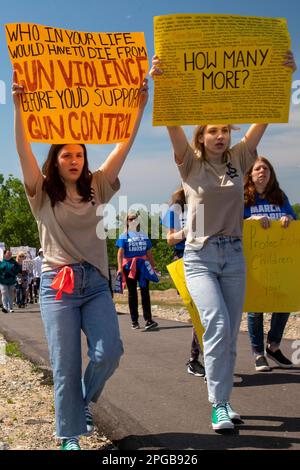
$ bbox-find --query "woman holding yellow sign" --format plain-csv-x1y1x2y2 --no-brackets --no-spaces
150,51,296,432
244,156,296,372
12,72,149,450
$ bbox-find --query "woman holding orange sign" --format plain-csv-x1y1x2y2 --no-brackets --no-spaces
12,71,148,450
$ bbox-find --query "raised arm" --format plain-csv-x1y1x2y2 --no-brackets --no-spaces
100,79,149,185
167,126,189,165
149,55,188,164
242,124,268,154
12,72,42,197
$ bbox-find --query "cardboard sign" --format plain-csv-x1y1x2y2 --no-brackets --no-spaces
6,23,148,144
10,246,36,259
22,259,34,273
153,14,291,125
167,221,300,326
243,220,300,312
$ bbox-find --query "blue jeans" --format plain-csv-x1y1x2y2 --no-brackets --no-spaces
16,285,26,306
247,312,290,355
0,284,15,310
184,237,246,404
40,262,124,438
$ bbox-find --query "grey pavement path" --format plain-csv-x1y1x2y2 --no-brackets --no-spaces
0,304,300,450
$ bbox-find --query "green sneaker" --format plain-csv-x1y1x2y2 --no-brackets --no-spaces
225,402,241,423
212,404,234,431
60,437,81,450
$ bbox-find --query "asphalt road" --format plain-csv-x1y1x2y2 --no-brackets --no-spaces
1,305,300,450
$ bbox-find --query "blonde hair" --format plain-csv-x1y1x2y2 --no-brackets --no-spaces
16,252,26,263
192,124,239,161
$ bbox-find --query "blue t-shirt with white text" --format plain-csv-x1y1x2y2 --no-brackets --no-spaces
116,231,152,258
244,193,296,220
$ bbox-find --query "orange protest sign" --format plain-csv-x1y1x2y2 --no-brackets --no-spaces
6,23,148,144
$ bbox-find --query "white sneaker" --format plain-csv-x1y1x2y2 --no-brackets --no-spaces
225,402,241,422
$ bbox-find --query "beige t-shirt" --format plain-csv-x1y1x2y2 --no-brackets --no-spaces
177,141,256,250
26,170,120,278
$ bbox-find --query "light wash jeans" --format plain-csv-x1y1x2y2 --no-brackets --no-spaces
40,262,124,438
184,236,246,405
0,284,15,311
247,312,290,355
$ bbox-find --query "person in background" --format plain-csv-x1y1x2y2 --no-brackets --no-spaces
162,187,205,377
0,249,20,313
15,252,29,308
33,248,44,302
244,156,296,371
26,255,34,304
116,210,159,331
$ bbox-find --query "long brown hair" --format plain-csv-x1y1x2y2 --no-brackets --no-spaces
42,144,94,207
192,124,239,161
170,187,186,211
244,156,285,207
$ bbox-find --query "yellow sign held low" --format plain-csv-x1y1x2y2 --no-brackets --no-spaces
243,220,300,312
167,221,300,332
167,258,205,349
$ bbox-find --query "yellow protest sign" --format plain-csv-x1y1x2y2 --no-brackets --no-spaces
6,23,148,144
153,14,291,126
168,222,300,325
243,220,300,312
167,258,205,348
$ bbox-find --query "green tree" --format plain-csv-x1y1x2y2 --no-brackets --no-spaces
152,239,174,274
0,174,39,248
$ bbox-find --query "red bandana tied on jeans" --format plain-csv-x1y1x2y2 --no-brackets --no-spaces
50,266,75,300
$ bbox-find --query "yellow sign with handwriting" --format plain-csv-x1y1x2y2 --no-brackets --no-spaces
243,220,300,312
6,23,148,144
167,221,300,335
153,14,291,126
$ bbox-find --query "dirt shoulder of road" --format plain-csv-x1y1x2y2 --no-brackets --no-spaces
0,337,112,450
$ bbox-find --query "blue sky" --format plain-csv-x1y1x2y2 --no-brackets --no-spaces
0,0,299,211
